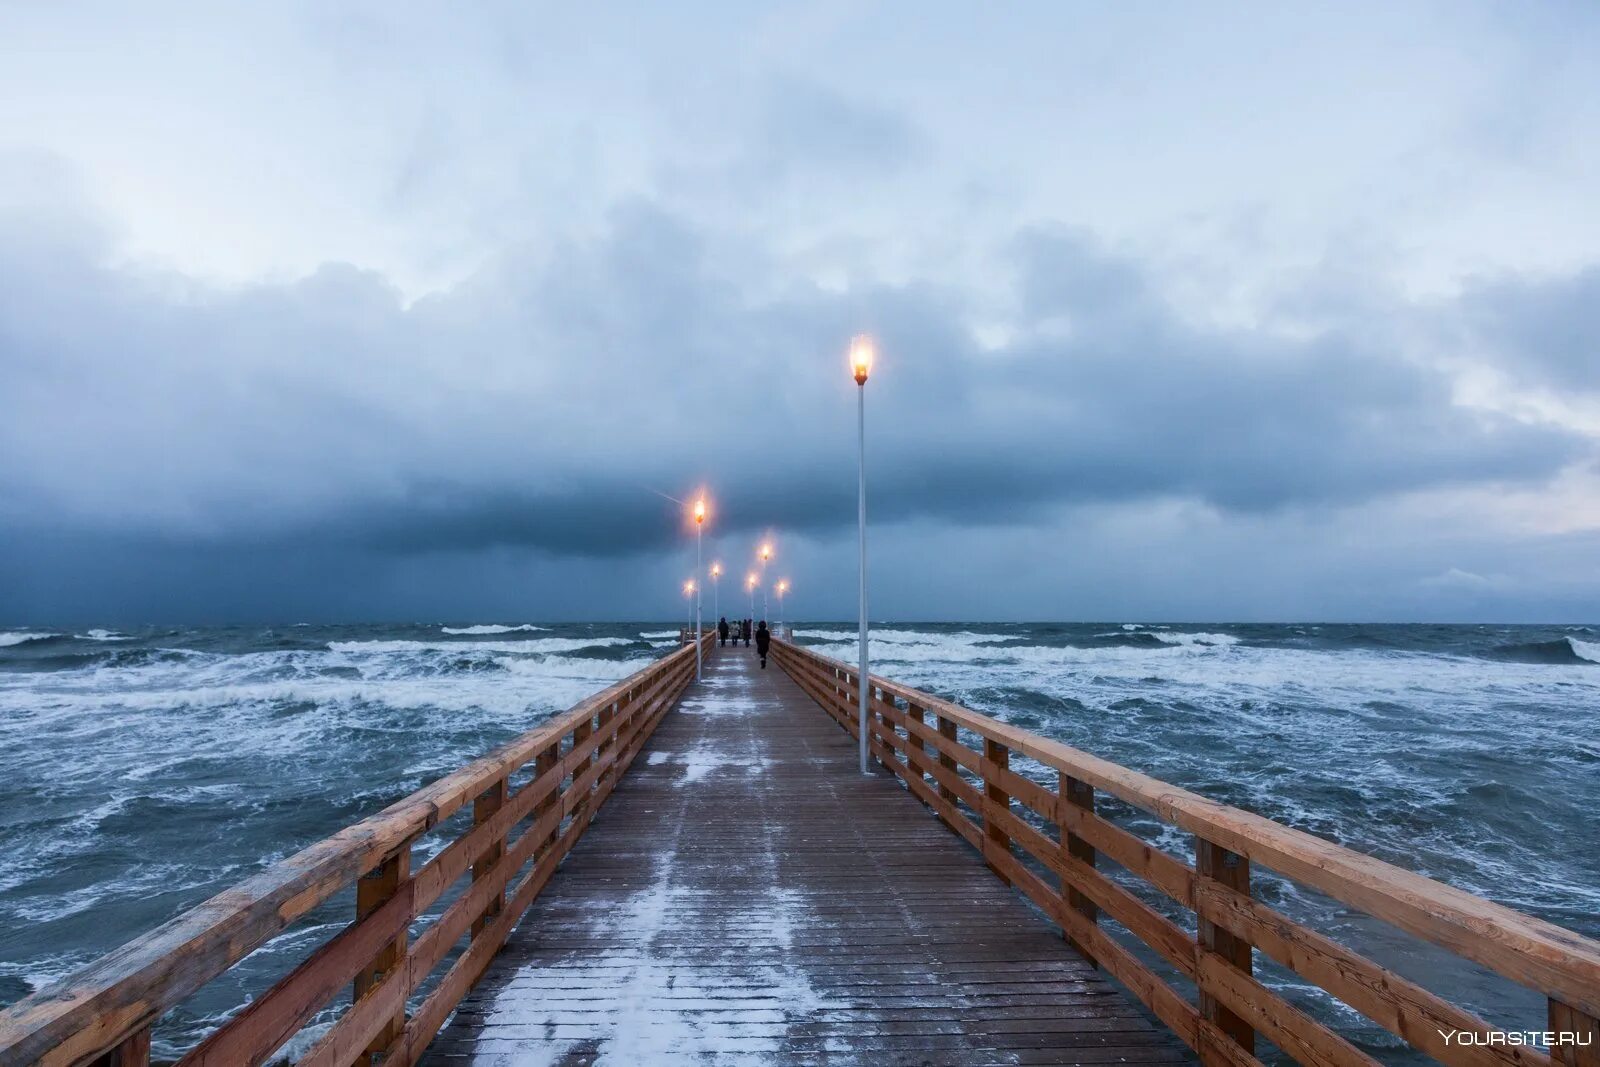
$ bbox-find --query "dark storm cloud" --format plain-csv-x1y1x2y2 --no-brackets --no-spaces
1,200,1589,589
1457,266,1600,392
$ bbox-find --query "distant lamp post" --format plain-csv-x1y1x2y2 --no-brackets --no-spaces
851,334,874,774
776,579,789,633
746,573,758,625
759,542,773,621
694,498,707,680
710,562,722,632
683,579,695,643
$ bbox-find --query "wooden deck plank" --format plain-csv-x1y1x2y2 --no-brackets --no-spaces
425,648,1189,1065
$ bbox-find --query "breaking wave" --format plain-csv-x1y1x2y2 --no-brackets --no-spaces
1484,637,1600,665
439,624,550,635
0,632,58,647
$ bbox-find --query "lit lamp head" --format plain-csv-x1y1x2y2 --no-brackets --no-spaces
850,334,874,386
777,580,789,595
710,562,721,579
683,579,695,597
747,573,757,589
693,498,706,525
760,543,772,563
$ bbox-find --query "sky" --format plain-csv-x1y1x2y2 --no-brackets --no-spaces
2,2,1598,623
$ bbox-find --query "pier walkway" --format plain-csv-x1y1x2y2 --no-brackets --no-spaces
426,647,1182,1065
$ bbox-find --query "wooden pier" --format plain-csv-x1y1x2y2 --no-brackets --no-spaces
1,635,1597,1067
427,645,1182,1064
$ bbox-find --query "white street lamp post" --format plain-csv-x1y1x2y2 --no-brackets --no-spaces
851,335,873,775
759,543,772,623
710,562,722,635
684,580,694,642
694,498,706,681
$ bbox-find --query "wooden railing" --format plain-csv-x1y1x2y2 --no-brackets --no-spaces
770,637,1600,1067
0,633,716,1067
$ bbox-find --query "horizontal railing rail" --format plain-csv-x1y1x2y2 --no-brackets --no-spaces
0,632,716,1067
770,637,1600,1067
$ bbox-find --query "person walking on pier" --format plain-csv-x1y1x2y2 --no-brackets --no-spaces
718,616,730,646
743,618,752,646
755,620,771,668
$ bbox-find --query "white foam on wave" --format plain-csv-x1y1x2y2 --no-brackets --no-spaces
328,637,632,655
1152,631,1240,647
638,631,680,639
799,626,1244,667
0,631,57,647
79,629,127,641
1570,638,1600,664
440,624,550,635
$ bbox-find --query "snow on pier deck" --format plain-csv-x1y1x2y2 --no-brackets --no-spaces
426,647,1186,1066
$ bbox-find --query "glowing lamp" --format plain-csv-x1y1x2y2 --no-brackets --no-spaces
850,335,873,385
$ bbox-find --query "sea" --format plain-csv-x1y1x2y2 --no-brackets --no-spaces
1,621,1595,1062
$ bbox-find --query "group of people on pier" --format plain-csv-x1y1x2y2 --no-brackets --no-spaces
718,616,772,666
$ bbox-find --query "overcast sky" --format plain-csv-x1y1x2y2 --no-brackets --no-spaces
3,2,1598,623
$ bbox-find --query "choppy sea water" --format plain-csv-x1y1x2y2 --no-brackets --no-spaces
1,621,1596,1061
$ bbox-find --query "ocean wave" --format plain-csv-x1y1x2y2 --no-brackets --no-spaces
0,632,59,647
1483,638,1598,666
638,631,681,639
439,624,550,635
327,637,633,655
1152,631,1240,647
78,629,128,641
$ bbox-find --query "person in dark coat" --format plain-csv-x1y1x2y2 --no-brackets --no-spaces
743,619,752,646
755,620,771,667
718,617,730,646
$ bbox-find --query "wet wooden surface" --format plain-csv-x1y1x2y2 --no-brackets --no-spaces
426,646,1188,1065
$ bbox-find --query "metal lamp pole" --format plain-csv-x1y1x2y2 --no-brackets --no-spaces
852,336,873,774
694,499,706,680
776,580,788,633
684,580,694,642
710,562,721,633
759,543,772,622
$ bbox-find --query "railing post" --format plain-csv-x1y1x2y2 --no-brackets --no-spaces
936,716,958,807
1196,838,1254,1061
535,742,560,855
983,738,1012,886
1058,773,1099,966
907,702,928,797
353,845,411,1063
876,690,895,765
89,1026,150,1066
598,699,617,761
471,776,508,939
1549,999,1599,1067
573,716,593,780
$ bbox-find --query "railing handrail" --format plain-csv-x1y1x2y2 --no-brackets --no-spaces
0,639,709,1066
772,637,1600,1034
